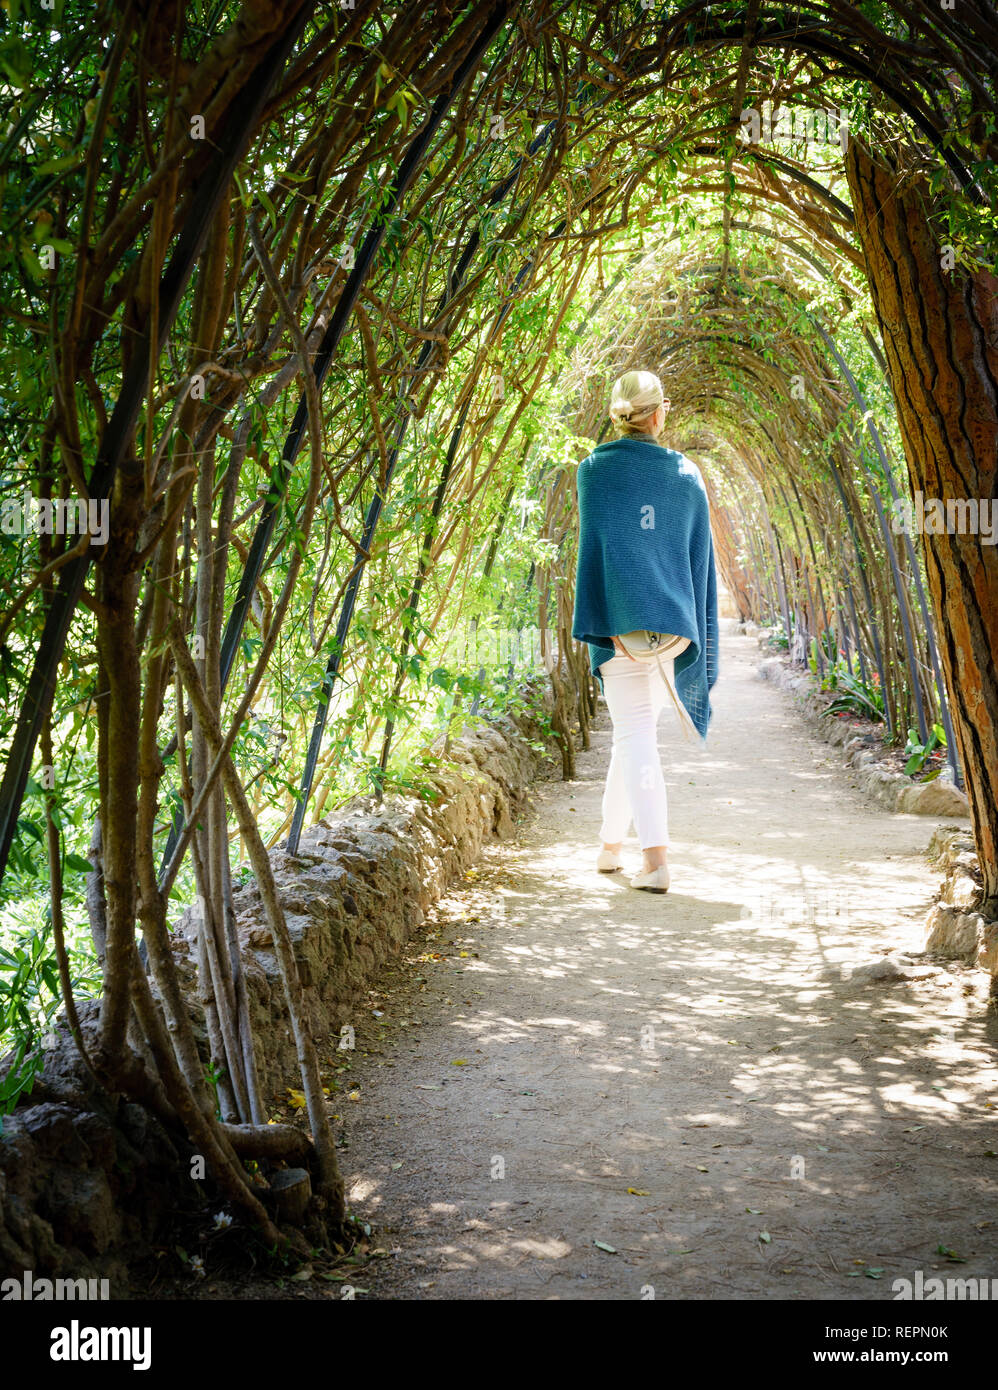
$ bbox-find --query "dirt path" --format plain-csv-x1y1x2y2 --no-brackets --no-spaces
338,626,998,1300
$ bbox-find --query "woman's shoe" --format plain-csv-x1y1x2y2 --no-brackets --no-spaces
596,849,623,872
630,864,670,893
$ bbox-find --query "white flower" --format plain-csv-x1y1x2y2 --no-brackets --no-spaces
190,1255,206,1278
213,1212,233,1230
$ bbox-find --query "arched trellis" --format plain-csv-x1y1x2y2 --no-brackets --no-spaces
1,0,995,1250
539,202,978,789
5,0,991,875
0,7,317,882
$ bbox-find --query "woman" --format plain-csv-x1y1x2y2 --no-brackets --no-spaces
572,369,718,893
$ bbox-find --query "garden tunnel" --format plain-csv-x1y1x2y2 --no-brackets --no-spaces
0,0,996,1249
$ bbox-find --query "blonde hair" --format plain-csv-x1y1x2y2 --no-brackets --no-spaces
609,369,667,438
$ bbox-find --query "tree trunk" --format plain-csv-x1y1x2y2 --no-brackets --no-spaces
846,140,998,926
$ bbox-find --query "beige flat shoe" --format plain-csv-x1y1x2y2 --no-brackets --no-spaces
596,849,623,872
630,865,670,893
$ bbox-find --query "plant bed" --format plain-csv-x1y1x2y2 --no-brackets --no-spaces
754,643,969,818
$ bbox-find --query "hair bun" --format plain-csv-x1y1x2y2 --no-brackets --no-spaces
609,370,666,428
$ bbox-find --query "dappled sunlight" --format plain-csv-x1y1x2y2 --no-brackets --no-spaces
338,633,998,1298
1,0,994,1311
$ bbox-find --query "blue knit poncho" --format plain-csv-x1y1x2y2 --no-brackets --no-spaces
572,435,719,739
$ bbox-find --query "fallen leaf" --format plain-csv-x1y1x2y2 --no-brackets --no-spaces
593,1240,617,1254
451,1059,470,1066
290,1265,313,1281
626,1188,649,1196
759,1231,771,1244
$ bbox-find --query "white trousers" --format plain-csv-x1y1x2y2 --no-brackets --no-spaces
598,653,673,849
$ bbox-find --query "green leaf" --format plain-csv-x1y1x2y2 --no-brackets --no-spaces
0,37,32,89
34,151,83,177
257,186,279,232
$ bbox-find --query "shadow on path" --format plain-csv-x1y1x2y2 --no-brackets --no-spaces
337,630,997,1300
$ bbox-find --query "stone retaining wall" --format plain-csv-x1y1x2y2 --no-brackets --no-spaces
0,690,560,1280
173,703,558,1099
924,826,998,972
